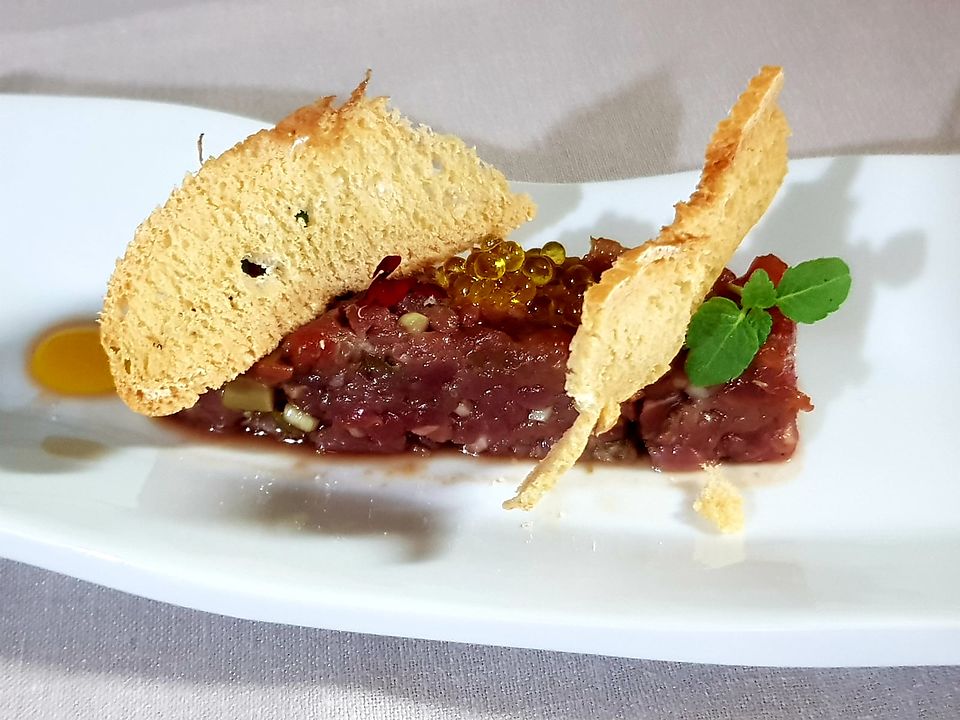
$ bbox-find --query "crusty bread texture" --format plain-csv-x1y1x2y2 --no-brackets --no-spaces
693,468,745,534
100,76,535,416
505,66,790,510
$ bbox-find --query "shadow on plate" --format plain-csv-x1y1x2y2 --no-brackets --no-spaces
743,156,928,441
0,395,450,561
0,399,178,474
137,448,451,563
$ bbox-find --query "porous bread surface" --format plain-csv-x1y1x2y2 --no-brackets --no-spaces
693,468,745,534
101,79,535,416
505,66,789,510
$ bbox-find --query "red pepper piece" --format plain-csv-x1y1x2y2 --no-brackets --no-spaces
372,255,402,281
249,350,295,386
361,278,415,307
282,317,342,368
745,253,788,285
360,255,414,307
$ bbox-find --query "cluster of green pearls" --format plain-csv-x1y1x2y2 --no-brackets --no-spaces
433,237,595,325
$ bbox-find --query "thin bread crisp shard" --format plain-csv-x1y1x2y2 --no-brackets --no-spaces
101,76,536,416
505,66,790,510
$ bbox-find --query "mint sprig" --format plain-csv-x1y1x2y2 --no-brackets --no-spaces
741,268,777,309
775,257,852,323
684,258,851,387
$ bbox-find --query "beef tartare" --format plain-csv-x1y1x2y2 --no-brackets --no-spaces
172,238,810,470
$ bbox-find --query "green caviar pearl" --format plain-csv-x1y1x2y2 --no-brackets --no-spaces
562,264,594,289
500,273,536,305
468,279,497,303
473,251,507,280
527,294,554,320
541,241,566,265
499,241,526,272
443,256,467,275
522,255,555,286
463,251,481,278
562,302,583,325
451,274,474,300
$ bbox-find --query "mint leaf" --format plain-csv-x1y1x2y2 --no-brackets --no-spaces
685,256,851,387
685,298,761,387
741,269,777,310
776,257,851,323
744,306,773,347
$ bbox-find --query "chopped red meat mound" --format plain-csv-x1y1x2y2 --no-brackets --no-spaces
172,245,809,470
638,255,813,470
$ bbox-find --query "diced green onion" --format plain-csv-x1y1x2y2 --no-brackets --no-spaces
399,312,429,333
222,377,274,412
282,403,319,433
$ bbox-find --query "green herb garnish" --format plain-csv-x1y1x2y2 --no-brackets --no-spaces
684,258,851,387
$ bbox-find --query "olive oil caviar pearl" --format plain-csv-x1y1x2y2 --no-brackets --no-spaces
434,239,595,325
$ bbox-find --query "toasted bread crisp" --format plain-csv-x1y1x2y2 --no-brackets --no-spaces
694,466,745,534
101,76,535,416
505,66,789,510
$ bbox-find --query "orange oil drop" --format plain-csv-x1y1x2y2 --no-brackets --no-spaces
29,322,115,396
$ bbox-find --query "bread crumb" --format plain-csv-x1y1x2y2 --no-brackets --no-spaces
693,467,744,534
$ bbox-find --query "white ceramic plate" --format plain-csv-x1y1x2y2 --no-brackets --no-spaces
1,95,958,667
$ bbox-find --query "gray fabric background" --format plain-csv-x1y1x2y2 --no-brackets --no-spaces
3,1,959,717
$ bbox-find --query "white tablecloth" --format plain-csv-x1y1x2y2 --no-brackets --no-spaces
3,1,959,717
